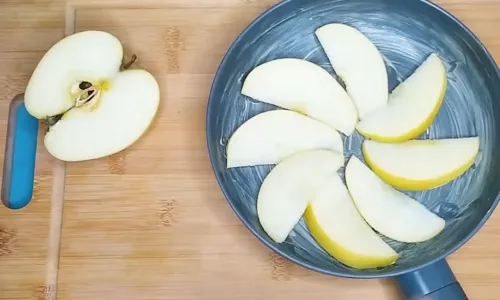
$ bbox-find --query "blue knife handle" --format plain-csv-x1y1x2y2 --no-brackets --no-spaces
1,94,38,209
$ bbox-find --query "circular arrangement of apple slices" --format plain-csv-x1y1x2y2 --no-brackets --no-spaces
227,23,480,269
25,31,160,162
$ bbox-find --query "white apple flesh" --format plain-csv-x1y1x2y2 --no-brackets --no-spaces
241,58,358,135
305,175,398,269
44,70,159,161
257,150,344,243
363,137,480,191
24,30,159,161
226,110,344,168
345,156,445,243
315,23,388,118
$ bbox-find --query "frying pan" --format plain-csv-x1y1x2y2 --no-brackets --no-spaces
206,0,500,299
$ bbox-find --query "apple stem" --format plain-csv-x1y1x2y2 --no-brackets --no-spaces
121,54,137,70
45,114,63,129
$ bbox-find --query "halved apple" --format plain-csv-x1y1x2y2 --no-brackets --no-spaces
345,156,445,243
241,58,358,135
315,23,388,118
226,110,344,168
356,53,447,142
305,175,398,269
363,137,480,191
25,30,160,161
257,150,344,243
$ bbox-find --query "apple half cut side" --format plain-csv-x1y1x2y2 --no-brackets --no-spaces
241,58,358,135
226,110,344,168
304,175,398,269
315,23,388,119
24,30,160,162
257,150,344,243
363,137,480,191
345,156,445,243
356,53,447,143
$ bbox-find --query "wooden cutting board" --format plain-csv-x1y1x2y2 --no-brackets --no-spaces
2,1,500,299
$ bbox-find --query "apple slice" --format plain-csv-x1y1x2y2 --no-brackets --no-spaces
356,53,447,142
226,110,344,168
305,175,398,269
345,156,445,243
25,30,160,161
363,137,480,191
257,150,344,243
241,58,358,135
315,23,388,118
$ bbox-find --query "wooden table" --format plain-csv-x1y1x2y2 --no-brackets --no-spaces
1,0,500,299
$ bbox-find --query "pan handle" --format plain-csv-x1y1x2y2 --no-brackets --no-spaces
396,259,468,300
1,94,38,209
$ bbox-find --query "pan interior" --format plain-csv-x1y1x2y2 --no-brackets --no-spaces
207,0,500,277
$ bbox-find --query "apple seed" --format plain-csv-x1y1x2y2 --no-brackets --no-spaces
78,81,92,90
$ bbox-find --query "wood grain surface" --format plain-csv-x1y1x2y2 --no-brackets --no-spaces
1,1,500,299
